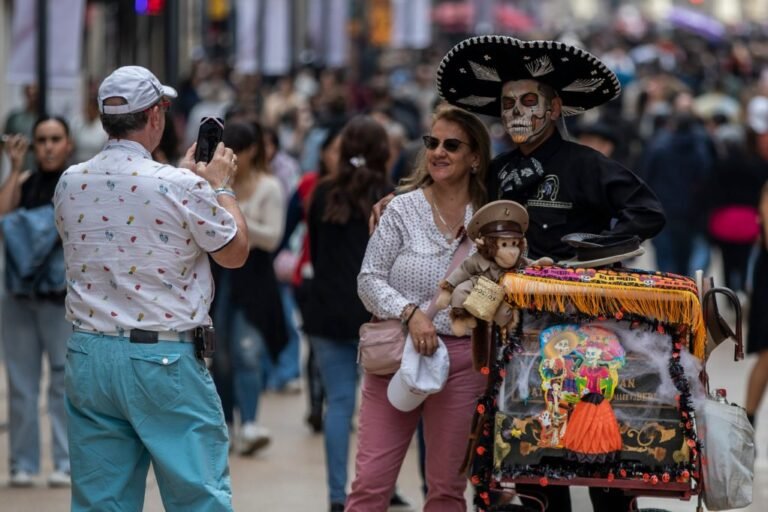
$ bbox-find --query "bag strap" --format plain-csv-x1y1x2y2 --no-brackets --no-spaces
423,235,472,319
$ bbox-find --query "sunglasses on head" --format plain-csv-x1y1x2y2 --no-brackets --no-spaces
148,98,171,113
422,135,469,153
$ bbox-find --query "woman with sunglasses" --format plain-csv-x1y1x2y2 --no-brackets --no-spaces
347,104,489,511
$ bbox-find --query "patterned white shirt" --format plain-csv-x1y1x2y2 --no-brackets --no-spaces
358,188,475,335
54,139,237,333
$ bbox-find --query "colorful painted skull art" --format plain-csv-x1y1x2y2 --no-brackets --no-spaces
537,324,626,447
500,79,556,145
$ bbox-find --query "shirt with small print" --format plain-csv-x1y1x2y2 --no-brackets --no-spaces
54,139,237,334
358,188,475,336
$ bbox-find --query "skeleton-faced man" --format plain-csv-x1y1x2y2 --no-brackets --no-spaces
436,36,666,512
501,79,560,146
437,36,664,264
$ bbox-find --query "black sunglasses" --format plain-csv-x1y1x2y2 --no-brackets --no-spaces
422,135,470,153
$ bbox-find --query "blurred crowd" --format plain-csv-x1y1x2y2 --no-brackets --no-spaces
111,22,768,295
3,14,768,508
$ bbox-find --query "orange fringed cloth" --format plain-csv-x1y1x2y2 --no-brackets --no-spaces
500,266,706,359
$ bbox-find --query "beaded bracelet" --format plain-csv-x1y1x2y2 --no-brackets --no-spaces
214,188,236,199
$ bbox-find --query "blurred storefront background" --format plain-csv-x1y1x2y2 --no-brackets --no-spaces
3,0,768,126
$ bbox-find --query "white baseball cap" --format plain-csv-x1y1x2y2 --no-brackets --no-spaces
98,66,178,115
387,335,450,412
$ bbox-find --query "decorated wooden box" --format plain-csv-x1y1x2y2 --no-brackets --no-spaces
468,266,707,510
496,323,695,471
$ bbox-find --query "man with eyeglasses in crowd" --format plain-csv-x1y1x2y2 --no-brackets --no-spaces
54,66,248,511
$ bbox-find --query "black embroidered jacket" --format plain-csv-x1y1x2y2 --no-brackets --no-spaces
486,131,666,260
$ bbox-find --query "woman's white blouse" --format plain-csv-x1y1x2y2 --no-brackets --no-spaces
357,188,475,336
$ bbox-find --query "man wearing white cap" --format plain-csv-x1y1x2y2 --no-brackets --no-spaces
54,66,247,511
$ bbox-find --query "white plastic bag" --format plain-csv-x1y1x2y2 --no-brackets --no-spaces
700,398,755,510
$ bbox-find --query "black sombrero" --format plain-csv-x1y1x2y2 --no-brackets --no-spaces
436,35,621,118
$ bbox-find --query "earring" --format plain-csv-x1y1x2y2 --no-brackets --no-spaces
471,164,479,174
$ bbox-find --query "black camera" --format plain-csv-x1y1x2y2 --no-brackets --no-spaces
193,117,224,163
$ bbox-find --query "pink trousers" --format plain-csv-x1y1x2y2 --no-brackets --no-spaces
346,336,486,512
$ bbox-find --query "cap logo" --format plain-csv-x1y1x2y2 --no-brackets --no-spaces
151,81,162,100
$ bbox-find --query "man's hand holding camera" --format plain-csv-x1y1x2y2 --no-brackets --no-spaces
181,142,237,190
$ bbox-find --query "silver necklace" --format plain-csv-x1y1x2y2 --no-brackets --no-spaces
429,189,465,242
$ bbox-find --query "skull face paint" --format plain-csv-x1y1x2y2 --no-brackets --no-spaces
501,79,555,145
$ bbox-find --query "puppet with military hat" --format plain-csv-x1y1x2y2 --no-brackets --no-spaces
436,200,546,341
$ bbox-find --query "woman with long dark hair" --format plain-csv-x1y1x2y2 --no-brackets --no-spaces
303,116,392,511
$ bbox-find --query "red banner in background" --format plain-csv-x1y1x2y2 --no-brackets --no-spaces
432,1,535,34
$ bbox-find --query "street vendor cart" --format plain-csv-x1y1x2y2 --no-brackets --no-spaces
463,265,753,512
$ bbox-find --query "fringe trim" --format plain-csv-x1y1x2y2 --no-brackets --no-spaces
501,274,706,359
